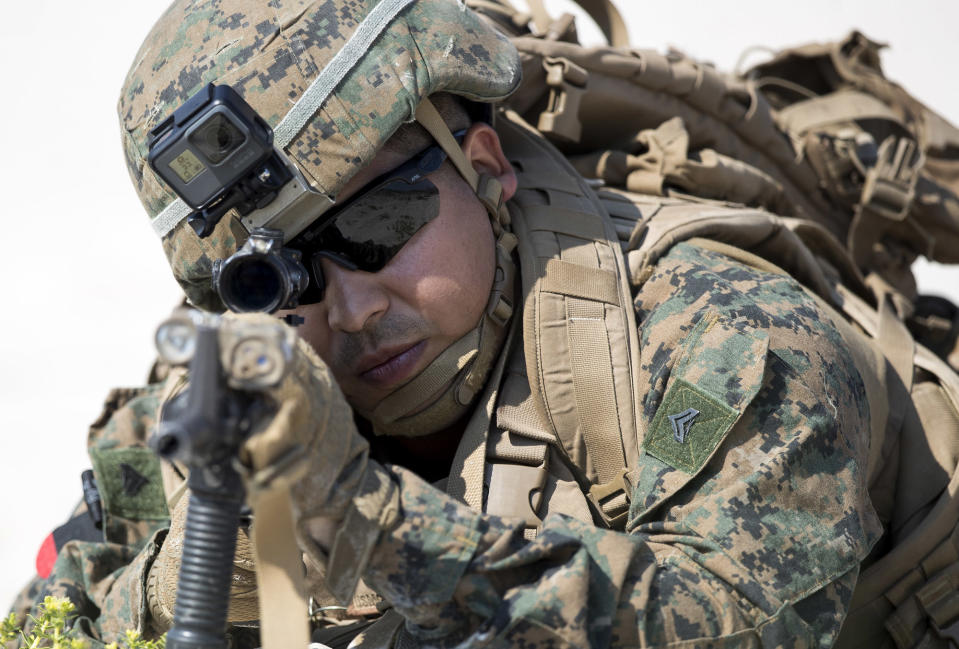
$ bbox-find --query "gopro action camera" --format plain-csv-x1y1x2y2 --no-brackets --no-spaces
147,83,293,237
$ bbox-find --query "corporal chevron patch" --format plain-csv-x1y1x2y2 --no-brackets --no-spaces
668,408,700,443
644,379,738,474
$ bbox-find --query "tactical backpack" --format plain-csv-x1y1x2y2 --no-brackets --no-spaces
464,1,959,647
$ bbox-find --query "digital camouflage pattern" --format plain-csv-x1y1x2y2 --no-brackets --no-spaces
12,239,877,648
324,241,878,648
118,0,521,309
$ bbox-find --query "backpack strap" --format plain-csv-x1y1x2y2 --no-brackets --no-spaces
506,37,851,241
525,0,629,47
485,110,641,527
776,89,904,138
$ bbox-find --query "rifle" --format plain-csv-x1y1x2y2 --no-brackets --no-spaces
149,310,294,649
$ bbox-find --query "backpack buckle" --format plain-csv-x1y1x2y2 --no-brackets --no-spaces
485,461,548,527
859,136,920,223
847,135,927,269
538,57,588,144
587,469,630,528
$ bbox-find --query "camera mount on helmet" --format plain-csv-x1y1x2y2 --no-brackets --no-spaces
147,84,293,238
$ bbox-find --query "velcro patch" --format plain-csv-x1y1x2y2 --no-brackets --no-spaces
643,378,737,474
89,447,168,520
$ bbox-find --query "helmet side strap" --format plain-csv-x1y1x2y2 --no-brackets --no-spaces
415,97,479,188
414,97,509,233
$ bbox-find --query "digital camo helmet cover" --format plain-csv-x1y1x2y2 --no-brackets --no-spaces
119,0,521,311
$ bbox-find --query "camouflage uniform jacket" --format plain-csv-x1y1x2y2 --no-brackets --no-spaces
10,383,171,643
14,227,879,648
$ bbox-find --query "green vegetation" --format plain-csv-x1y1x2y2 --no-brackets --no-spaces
1,597,164,649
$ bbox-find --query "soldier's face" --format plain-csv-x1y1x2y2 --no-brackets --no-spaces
282,123,516,414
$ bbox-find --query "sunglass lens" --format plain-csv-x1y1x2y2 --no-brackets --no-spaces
317,178,440,271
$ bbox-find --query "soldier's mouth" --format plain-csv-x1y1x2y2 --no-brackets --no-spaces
357,340,428,388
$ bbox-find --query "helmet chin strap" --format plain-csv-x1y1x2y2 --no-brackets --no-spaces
352,98,517,437
414,98,512,235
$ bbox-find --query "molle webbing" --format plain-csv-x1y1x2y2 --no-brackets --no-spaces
746,30,959,267
480,112,640,527
503,27,959,283
505,38,848,240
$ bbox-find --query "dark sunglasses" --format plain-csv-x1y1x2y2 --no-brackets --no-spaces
289,132,465,305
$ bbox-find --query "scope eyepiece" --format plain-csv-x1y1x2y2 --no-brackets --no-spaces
212,228,308,313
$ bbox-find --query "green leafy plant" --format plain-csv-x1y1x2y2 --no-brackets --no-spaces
1,597,164,649
1,597,87,649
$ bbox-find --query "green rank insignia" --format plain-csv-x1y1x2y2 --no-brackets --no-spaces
89,446,169,520
644,378,738,474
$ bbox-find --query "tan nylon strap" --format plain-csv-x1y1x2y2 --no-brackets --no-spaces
879,292,916,394
496,394,556,444
917,568,959,629
487,427,549,466
250,486,310,649
540,259,620,305
883,564,959,649
916,346,959,421
515,167,585,193
415,97,510,232
848,136,923,269
486,398,550,528
447,316,520,509
415,98,480,191
839,286,959,610
525,0,629,47
566,298,627,484
371,328,480,423
777,89,904,137
883,607,915,649
524,0,552,35
457,231,518,404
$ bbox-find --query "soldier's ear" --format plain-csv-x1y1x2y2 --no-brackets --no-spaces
461,122,517,201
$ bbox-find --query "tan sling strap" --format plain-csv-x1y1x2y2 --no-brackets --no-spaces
248,484,311,649
525,0,629,47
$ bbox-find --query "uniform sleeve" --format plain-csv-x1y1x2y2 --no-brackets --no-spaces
13,385,171,647
32,533,166,646
346,242,882,648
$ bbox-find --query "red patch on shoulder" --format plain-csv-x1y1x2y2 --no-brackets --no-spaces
36,533,57,579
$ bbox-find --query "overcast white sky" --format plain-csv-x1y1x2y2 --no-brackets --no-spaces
1,0,957,609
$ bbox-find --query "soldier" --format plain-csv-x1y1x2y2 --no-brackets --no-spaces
15,0,900,647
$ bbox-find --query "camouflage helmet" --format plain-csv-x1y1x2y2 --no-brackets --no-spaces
119,0,522,310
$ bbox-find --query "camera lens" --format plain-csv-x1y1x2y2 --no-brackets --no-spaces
189,113,246,164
